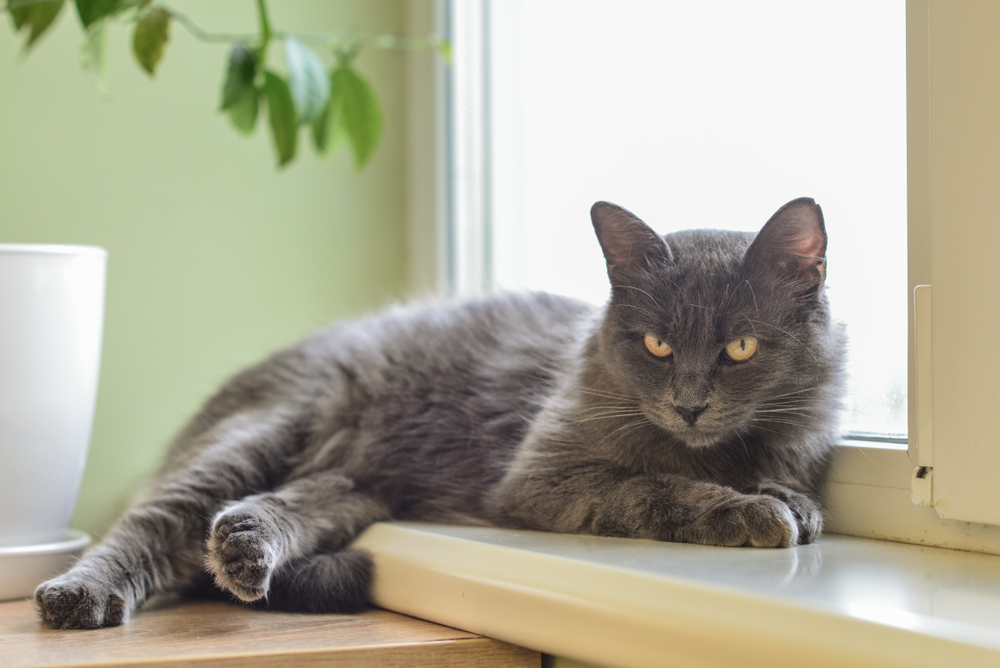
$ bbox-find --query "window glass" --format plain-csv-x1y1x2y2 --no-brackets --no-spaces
487,0,907,438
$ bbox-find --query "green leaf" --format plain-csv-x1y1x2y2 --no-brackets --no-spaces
264,71,298,167
221,43,258,109
9,0,65,51
328,65,382,168
132,8,170,76
220,43,259,135
81,19,109,98
227,92,259,135
284,37,329,126
310,100,330,153
75,0,121,28
310,88,346,155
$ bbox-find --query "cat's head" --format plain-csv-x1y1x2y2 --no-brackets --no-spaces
590,198,840,449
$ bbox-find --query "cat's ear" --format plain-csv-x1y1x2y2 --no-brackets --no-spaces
744,197,827,289
591,202,670,281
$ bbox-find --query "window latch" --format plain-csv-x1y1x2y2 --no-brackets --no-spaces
911,465,933,506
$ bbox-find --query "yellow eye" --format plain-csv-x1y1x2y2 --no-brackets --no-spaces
725,336,759,361
644,334,673,358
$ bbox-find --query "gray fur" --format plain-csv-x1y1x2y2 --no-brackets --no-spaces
36,198,845,629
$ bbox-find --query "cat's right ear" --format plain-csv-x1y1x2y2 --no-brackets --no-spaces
591,202,670,282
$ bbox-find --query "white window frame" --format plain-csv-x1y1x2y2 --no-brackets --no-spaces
417,0,1000,554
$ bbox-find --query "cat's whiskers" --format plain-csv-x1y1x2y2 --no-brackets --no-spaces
729,428,751,462
766,386,821,400
756,401,821,415
756,399,816,407
598,415,653,447
578,387,635,401
607,419,656,448
576,403,631,412
575,409,641,421
760,394,816,403
575,397,635,408
749,424,782,436
573,411,647,424
749,417,809,429
753,409,820,422
758,399,814,408
759,397,816,410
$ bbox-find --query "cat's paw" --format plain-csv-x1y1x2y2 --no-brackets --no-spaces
687,494,799,548
35,573,129,629
206,505,281,602
754,483,823,544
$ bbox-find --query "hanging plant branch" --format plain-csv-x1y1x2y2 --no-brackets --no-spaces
3,0,449,169
165,7,248,45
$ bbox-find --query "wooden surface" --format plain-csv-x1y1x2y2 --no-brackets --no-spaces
0,598,539,668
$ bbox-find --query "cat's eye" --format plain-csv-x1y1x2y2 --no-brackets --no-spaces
724,336,759,362
644,334,673,358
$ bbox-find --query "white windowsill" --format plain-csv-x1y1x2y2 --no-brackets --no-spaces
353,522,1000,668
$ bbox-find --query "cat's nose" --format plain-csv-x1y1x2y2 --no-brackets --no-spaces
674,404,708,425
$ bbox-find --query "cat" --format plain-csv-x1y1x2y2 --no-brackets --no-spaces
35,197,844,629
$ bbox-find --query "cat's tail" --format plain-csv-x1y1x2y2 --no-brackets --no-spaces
184,548,374,614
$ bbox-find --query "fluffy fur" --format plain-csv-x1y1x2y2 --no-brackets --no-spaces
36,198,844,629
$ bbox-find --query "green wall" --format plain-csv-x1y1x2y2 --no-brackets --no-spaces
0,0,410,537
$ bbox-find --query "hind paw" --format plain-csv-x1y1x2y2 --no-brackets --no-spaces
206,505,281,602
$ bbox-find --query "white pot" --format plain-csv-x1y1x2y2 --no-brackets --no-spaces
0,245,107,549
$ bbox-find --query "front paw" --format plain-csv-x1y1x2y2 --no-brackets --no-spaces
754,483,823,544
35,573,128,629
683,494,799,548
206,505,280,602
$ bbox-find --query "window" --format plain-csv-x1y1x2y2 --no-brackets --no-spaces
435,0,1000,552
449,0,907,441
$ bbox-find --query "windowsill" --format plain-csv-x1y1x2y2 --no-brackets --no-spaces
353,522,1000,668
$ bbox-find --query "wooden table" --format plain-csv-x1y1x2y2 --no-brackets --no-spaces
0,598,539,668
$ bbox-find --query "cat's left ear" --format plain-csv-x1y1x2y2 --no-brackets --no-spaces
591,201,670,281
744,197,827,289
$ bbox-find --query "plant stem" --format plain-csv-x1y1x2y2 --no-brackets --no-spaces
255,0,272,64
167,8,252,44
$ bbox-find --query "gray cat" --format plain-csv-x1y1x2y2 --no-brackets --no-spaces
36,197,844,629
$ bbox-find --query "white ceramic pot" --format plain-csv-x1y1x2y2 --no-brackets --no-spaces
0,245,107,549
0,531,91,600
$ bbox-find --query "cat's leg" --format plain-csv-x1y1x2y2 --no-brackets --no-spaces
35,411,300,629
204,468,389,604
490,455,802,548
